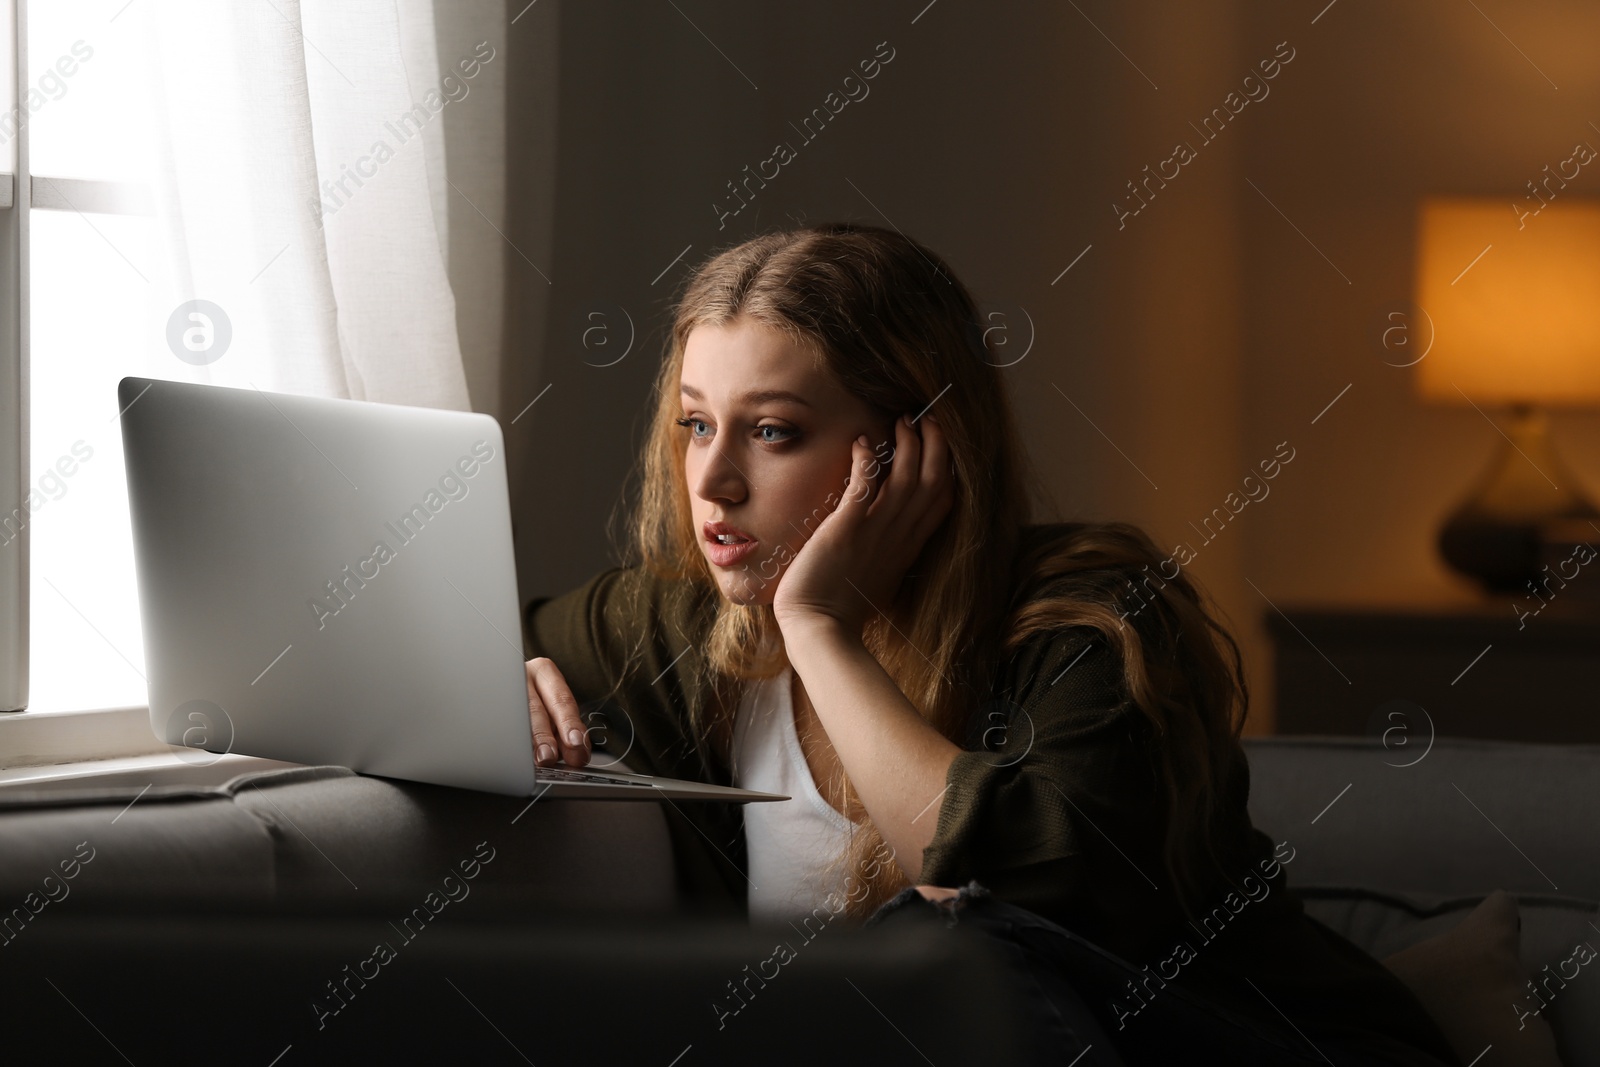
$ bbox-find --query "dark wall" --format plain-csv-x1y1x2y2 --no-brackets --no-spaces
501,0,1600,732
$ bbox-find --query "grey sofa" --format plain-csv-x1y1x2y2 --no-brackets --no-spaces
1244,736,1599,1067
0,736,1594,1064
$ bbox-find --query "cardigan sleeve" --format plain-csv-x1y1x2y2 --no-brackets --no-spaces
520,566,721,781
521,566,753,915
521,567,637,708
918,624,1166,921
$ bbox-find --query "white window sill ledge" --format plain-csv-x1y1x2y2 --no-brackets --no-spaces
0,750,302,792
0,707,311,790
0,705,175,772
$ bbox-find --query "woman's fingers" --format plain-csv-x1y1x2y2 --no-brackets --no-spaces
837,434,880,518
918,412,948,492
909,412,955,542
525,657,590,767
873,409,950,546
876,413,922,520
524,658,561,765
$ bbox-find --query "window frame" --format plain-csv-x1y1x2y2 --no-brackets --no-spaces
2,0,166,767
1,0,32,717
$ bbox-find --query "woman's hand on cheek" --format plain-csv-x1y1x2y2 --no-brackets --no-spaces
771,411,955,640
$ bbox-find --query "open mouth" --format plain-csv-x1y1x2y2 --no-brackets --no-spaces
703,520,759,567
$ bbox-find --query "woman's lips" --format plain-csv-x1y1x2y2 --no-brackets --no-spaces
704,520,759,568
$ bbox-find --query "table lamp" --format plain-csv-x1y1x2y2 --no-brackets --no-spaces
1413,196,1600,594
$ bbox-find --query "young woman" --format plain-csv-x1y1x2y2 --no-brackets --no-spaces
520,223,1463,1065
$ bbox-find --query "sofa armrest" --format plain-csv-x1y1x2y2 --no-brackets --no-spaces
0,757,677,917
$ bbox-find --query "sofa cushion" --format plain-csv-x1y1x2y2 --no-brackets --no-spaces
1300,887,1599,1067
229,764,679,914
0,788,277,910
1381,890,1563,1067
1243,737,1600,1066
0,758,680,916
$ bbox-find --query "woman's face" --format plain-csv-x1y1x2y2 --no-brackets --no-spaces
679,314,893,605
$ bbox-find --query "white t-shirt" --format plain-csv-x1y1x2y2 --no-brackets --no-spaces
732,665,857,924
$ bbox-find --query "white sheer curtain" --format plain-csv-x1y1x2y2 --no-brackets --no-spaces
141,0,471,407
24,0,497,713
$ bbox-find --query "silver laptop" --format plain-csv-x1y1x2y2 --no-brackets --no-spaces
118,376,786,803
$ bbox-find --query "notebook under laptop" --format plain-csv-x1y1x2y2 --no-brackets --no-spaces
117,376,786,803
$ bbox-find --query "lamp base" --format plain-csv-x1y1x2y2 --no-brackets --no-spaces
1437,405,1600,594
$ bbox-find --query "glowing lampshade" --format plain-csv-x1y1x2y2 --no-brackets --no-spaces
1414,197,1600,407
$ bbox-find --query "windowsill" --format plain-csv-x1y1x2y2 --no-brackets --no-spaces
0,706,310,790
0,750,303,791
0,704,174,770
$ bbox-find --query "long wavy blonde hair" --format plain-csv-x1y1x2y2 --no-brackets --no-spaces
625,223,1253,923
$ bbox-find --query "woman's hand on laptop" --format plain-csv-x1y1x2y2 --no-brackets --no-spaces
525,657,591,767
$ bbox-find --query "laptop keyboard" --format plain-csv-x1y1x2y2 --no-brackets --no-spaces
537,767,655,787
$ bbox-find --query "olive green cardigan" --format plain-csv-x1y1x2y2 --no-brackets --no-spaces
520,550,1459,1061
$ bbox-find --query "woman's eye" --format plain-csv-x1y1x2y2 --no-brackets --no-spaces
756,424,796,444
674,416,711,439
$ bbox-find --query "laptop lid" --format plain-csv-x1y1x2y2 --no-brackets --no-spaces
119,376,540,795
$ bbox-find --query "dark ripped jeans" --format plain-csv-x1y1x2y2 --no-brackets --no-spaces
865,882,1461,1067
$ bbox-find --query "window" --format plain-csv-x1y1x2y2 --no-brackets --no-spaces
4,0,164,717
1,0,504,740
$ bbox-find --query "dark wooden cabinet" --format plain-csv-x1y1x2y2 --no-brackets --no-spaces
1265,601,1600,744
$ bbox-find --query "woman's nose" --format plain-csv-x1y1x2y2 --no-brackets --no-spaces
693,441,747,503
